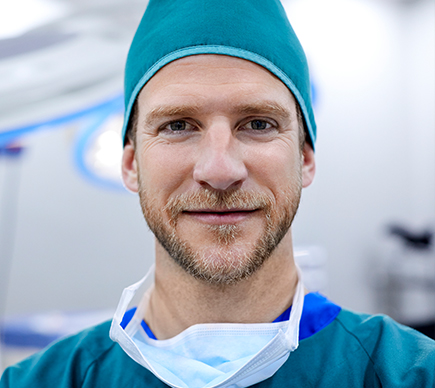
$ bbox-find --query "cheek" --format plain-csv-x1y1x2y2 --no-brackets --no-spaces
246,142,301,190
139,143,194,198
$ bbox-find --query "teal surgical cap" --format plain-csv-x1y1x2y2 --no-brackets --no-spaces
122,0,317,148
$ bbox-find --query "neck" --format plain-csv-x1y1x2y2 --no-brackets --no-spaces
143,231,298,340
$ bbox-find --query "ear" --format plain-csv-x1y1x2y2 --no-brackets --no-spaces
301,142,316,188
121,139,139,193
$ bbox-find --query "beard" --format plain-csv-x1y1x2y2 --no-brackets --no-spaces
138,177,302,285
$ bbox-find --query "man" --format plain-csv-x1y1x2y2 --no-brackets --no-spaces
1,0,434,387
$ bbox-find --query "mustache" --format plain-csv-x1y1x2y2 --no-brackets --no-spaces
163,189,274,221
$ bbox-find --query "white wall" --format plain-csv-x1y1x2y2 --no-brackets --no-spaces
287,0,435,312
1,128,154,315
1,0,434,317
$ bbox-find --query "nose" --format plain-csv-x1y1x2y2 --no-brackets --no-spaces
193,124,248,191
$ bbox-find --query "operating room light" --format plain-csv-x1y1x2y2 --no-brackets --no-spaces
74,109,125,190
0,0,146,190
84,115,124,183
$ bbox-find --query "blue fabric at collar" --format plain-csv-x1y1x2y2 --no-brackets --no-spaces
120,308,157,340
120,292,341,341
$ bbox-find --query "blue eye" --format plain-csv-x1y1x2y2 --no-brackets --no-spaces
250,120,268,130
245,120,273,131
170,121,186,131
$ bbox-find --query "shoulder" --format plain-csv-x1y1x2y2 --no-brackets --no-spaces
336,308,435,354
331,309,435,387
0,320,165,388
267,309,435,388
1,320,114,388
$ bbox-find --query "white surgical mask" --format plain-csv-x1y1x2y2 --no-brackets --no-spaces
110,265,304,388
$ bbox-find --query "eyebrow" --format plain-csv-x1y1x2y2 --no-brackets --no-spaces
142,100,293,126
143,105,201,126
232,101,292,120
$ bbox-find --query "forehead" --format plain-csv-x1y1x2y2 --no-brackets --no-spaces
137,54,296,109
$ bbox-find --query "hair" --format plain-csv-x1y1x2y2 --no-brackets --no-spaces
125,98,308,151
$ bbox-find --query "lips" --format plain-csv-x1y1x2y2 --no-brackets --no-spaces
182,209,258,224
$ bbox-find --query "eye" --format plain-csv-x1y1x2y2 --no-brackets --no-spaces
160,120,196,134
169,120,187,131
243,119,275,131
250,120,268,130
237,118,279,141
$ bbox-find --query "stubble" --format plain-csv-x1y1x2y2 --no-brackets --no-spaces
138,178,302,285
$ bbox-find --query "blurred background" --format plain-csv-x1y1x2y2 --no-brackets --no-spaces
0,0,434,369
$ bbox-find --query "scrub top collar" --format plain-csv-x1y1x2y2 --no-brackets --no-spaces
120,292,341,341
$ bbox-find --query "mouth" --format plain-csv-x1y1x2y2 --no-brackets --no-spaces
182,209,258,224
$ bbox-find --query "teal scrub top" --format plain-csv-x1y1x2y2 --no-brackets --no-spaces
1,307,434,387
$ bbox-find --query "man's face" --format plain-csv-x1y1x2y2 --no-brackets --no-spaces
122,55,315,285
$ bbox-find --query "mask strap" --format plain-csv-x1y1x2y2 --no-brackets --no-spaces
112,264,155,325
125,280,155,336
284,265,304,344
